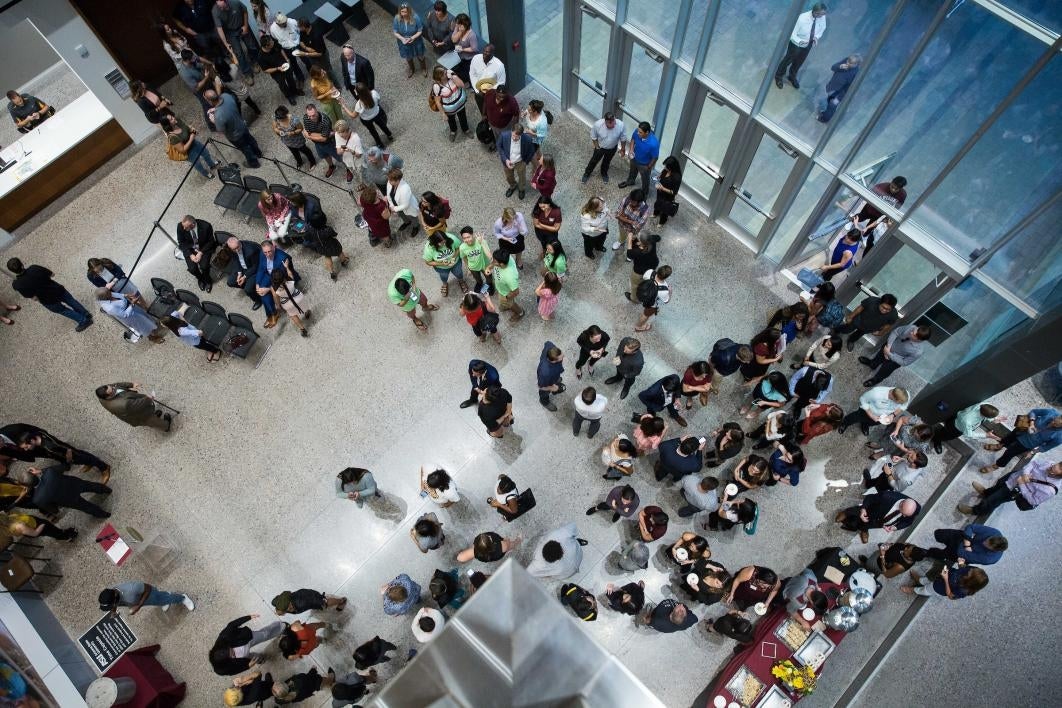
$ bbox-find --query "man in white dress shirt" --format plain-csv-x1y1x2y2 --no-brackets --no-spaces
468,44,507,115
774,3,828,89
269,13,305,86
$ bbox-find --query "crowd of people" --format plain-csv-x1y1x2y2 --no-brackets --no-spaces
2,1,1059,704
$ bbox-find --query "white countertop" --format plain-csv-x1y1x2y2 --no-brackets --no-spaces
0,594,88,707
0,91,113,198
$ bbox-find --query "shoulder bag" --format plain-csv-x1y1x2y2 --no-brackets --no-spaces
166,139,188,161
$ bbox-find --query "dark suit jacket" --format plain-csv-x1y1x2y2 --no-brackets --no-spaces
496,131,537,166
862,490,919,530
210,614,256,675
176,219,217,260
225,240,262,279
341,52,375,93
29,463,71,508
0,424,69,462
639,375,681,409
255,248,299,289
468,360,500,390
826,60,859,100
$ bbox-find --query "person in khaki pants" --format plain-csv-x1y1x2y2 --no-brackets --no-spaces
486,249,524,321
95,383,172,432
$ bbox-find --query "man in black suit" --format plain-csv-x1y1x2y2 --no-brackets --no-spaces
218,237,264,310
836,489,920,543
340,44,375,93
176,215,218,292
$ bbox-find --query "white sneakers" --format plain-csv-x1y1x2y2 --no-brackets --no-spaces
612,241,622,250
181,595,196,611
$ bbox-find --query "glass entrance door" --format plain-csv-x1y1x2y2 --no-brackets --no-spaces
615,39,665,127
717,129,803,249
572,6,612,117
683,90,742,202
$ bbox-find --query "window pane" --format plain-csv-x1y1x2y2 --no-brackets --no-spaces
679,0,709,65
910,278,1029,382
703,0,792,103
689,96,740,171
577,81,605,116
621,45,664,124
909,57,1061,261
686,163,721,201
981,199,1062,311
625,0,677,50
1004,0,1062,33
763,165,832,263
729,199,766,236
575,10,611,107
845,3,1045,209
658,68,691,158
821,2,944,167
760,1,900,148
525,0,564,96
477,0,489,42
864,245,938,308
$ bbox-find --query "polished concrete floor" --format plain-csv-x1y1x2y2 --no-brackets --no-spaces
0,4,1054,707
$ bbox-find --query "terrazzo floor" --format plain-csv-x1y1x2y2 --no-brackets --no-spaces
0,3,1054,707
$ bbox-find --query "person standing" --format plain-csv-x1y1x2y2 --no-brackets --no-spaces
497,124,537,200
642,599,698,633
359,185,393,248
931,402,1000,454
210,614,286,676
614,190,650,253
603,337,644,399
839,386,909,437
334,467,380,506
478,385,514,438
836,489,920,544
483,85,520,149
295,17,337,86
859,323,931,387
537,341,565,411
27,463,112,519
818,54,861,122
96,382,172,432
392,3,428,78
773,3,827,90
678,475,720,518
333,120,363,183
818,229,861,282
574,325,611,379
362,146,402,193
205,89,262,167
257,35,301,105
853,176,908,251
302,104,340,178
423,231,468,297
460,359,500,408
617,122,658,196
340,43,376,93
341,83,393,149
99,582,195,615
492,208,528,269
449,14,479,84
979,408,1062,476
267,13,306,87
387,168,419,235
388,268,438,332
634,265,673,332
653,157,682,225
487,249,524,321
425,2,455,55
213,0,259,85
637,374,687,426
7,258,93,332
526,523,585,579
573,387,608,439
177,215,218,292
534,272,562,321
959,459,1062,517
381,574,421,616
459,227,494,294
580,197,611,258
654,436,705,483
469,44,506,115
431,67,471,141
162,113,221,178
835,292,899,352
581,112,626,184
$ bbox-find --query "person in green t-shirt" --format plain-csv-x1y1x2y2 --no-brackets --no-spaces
388,268,438,331
485,249,524,321
542,240,568,278
458,227,495,294
422,231,468,297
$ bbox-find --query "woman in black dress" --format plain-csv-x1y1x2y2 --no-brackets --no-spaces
288,192,350,280
653,156,683,225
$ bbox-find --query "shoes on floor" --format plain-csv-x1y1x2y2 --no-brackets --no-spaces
182,595,196,611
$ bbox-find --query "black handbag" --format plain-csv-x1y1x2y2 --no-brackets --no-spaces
499,488,537,521
660,200,679,217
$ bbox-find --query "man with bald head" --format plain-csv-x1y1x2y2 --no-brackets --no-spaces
205,89,261,167
836,489,920,544
217,237,265,310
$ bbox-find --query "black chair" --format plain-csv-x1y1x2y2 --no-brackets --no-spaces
215,229,235,248
148,278,179,319
214,164,246,215
269,183,293,198
175,289,201,307
199,301,231,347
174,289,205,326
238,175,269,221
225,312,259,359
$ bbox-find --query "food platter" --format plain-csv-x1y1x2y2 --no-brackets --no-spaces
755,684,793,708
725,665,766,707
774,617,811,652
793,630,836,670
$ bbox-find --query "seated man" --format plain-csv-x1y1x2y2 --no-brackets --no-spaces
176,215,218,292
836,489,920,544
7,90,53,133
255,239,300,328
216,237,263,310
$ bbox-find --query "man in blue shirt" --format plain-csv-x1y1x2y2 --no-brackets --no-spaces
981,407,1062,475
618,121,659,196
537,341,565,411
461,360,500,408
925,523,1007,566
255,240,299,325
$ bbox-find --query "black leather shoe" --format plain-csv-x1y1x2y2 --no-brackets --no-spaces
505,186,517,198
858,356,873,367
774,77,784,89
252,301,263,311
197,280,206,292
604,376,621,384
933,440,943,454
459,399,476,409
205,281,213,293
788,77,800,89
862,379,874,387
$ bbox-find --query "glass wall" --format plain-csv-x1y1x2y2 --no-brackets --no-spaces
542,0,1061,387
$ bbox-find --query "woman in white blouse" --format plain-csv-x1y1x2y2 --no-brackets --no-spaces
794,334,843,370
522,99,549,164
386,167,418,234
492,208,528,269
580,196,611,258
333,120,364,183
419,464,459,508
341,83,393,149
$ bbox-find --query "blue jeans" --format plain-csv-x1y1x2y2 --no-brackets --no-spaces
434,261,465,283
143,587,187,607
232,131,262,167
225,29,259,77
186,139,220,177
41,289,91,325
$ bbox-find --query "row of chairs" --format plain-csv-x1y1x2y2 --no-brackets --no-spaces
213,165,304,223
147,278,258,359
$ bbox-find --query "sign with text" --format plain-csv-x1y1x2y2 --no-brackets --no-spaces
78,613,136,673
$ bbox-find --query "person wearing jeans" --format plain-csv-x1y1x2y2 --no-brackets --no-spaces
537,341,565,411
573,387,607,438
99,581,195,615
959,460,1062,516
7,258,93,331
979,408,1062,476
617,121,659,196
213,0,259,81
582,113,626,184
858,324,930,387
163,114,220,177
206,90,261,168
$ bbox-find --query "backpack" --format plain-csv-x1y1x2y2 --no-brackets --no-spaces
635,278,658,308
475,119,494,145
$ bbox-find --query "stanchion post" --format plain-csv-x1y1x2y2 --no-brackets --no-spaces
153,221,179,246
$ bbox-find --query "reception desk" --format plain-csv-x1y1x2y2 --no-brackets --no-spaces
0,91,131,231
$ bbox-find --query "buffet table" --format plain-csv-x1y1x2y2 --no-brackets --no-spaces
707,582,848,707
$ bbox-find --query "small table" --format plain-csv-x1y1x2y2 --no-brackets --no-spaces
104,644,185,708
706,583,848,706
96,524,132,566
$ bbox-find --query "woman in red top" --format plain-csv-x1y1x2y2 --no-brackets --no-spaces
798,403,844,444
459,292,501,343
531,195,562,258
725,566,780,610
638,506,669,541
681,361,714,410
359,185,393,248
531,154,557,199
279,621,329,659
740,328,783,384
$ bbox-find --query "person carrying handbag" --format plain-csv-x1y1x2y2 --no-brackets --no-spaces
270,269,311,337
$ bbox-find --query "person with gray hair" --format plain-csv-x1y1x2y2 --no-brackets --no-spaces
818,53,861,122
361,146,403,191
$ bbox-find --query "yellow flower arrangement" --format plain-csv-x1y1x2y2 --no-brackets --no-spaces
771,659,817,696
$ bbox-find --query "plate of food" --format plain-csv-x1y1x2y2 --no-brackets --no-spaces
755,684,793,708
330,88,341,99
774,617,811,652
724,665,766,708
280,62,290,72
